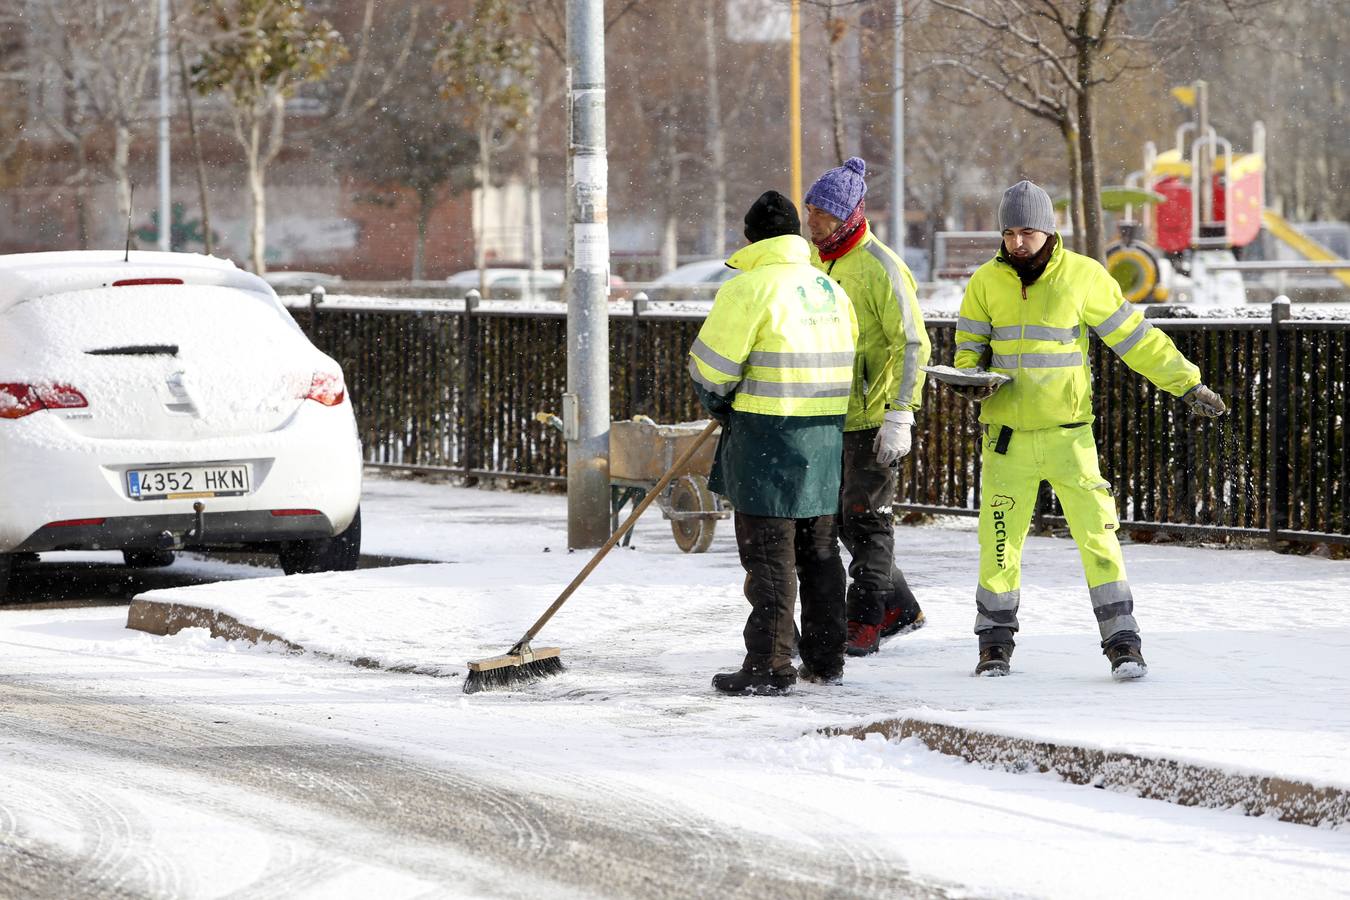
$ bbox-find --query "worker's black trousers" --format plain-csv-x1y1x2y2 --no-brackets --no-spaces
733,511,846,673
839,428,921,626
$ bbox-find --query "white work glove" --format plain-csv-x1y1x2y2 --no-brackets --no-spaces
1183,384,1227,418
873,410,914,466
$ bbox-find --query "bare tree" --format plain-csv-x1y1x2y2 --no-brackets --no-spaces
4,0,161,244
437,0,534,297
189,0,346,273
927,0,1139,259
517,0,649,271
342,34,477,281
926,14,1087,249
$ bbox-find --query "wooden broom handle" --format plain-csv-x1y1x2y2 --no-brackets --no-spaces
513,419,721,649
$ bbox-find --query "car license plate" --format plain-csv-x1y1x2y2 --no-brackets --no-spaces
126,464,251,500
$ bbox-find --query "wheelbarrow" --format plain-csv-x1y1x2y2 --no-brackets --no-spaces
609,417,729,553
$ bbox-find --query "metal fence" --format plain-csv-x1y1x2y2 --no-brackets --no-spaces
295,299,1349,545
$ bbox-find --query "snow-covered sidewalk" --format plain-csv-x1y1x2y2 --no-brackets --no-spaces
138,474,1350,791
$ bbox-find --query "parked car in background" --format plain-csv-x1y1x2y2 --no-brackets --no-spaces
445,268,630,301
645,258,739,301
263,270,345,293
446,268,566,301
0,251,363,595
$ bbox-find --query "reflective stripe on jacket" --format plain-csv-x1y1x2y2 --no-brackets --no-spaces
813,224,930,430
953,236,1201,432
689,234,859,418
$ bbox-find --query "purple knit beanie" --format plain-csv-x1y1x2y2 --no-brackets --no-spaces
804,157,867,221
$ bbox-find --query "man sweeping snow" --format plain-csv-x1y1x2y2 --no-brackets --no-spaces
688,191,859,695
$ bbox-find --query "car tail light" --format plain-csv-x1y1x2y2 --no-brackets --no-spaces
303,371,345,406
271,509,322,517
0,383,89,419
113,278,184,287
47,517,106,528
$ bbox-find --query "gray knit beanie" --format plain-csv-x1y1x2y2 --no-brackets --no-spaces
998,180,1055,233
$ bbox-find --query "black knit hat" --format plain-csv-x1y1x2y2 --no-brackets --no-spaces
743,190,801,243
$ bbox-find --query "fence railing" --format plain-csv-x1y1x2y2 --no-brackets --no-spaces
293,298,1349,545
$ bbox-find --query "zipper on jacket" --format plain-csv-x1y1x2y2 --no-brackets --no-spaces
1021,284,1028,300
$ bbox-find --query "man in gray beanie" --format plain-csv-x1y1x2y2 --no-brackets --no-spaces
950,179,1228,680
805,157,931,660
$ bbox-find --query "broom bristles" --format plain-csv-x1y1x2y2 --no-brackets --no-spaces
463,646,564,694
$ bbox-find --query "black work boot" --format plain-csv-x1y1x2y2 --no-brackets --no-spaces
711,666,796,696
1103,635,1147,681
975,644,1013,677
797,658,844,685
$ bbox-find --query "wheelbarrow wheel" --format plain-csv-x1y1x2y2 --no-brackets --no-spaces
670,474,717,553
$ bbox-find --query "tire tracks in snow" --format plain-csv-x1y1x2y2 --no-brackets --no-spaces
0,677,945,898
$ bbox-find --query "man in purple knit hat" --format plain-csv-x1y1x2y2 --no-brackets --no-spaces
805,157,931,660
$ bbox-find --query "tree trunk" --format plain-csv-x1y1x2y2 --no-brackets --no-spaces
825,4,846,166
247,117,266,273
525,92,544,299
413,188,431,280
659,122,681,275
661,156,681,275
704,0,726,258
74,138,90,250
1074,7,1103,263
177,36,212,254
1075,70,1103,261
113,125,132,231
475,116,491,298
1060,116,1084,254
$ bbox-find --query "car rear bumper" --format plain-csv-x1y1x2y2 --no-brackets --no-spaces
0,402,362,553
13,509,337,553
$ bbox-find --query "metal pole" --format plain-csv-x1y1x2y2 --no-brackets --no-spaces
789,0,802,211
157,0,171,252
1268,296,1291,545
565,0,611,549
889,0,904,253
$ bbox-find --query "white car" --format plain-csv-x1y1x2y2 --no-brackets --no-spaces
646,259,739,300
445,268,565,300
0,250,363,594
263,270,344,292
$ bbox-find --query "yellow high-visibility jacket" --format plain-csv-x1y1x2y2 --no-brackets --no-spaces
687,234,859,517
812,224,930,429
689,234,859,418
954,237,1200,432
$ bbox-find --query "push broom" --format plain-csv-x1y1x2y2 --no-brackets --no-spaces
463,419,720,693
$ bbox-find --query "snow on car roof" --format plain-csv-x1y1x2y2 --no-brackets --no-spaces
0,250,272,311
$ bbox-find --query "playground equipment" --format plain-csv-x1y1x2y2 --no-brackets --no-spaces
1104,81,1262,304
1105,80,1350,303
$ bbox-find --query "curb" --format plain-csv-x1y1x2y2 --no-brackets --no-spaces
127,599,299,650
125,599,453,676
824,717,1350,829
124,596,1349,830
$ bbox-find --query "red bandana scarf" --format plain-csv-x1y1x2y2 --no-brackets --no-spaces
814,201,867,260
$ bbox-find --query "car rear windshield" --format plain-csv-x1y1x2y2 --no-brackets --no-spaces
3,284,300,368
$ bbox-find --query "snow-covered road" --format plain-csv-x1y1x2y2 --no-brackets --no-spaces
2,473,1348,898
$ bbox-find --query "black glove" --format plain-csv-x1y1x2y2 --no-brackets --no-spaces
1182,384,1227,418
950,382,1000,403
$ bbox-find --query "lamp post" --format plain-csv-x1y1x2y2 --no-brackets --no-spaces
564,0,612,548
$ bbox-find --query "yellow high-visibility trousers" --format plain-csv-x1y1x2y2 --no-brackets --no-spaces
974,424,1138,647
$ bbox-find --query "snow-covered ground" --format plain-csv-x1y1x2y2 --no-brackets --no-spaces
3,473,1348,898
